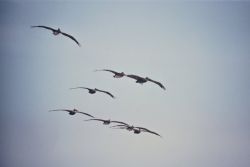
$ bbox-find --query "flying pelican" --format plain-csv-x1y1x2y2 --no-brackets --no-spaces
126,74,166,90
70,87,115,98
31,25,81,46
85,118,127,125
111,124,161,137
49,108,94,118
94,69,126,78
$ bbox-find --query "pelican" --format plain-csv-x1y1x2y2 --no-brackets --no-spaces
126,74,166,90
31,25,81,46
111,124,161,137
94,69,126,78
49,108,94,118
85,118,127,125
70,87,115,98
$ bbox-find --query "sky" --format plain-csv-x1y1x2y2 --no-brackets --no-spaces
0,1,250,167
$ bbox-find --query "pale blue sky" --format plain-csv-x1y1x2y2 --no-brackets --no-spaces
0,1,249,167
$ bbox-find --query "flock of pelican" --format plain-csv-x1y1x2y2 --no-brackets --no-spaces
49,108,161,137
32,25,165,138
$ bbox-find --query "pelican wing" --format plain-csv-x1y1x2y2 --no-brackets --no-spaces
77,111,95,118
61,32,81,46
31,25,56,32
110,120,129,125
85,118,105,122
146,130,162,137
126,74,144,80
49,109,72,113
136,127,162,137
110,125,129,130
94,69,118,74
146,77,166,90
95,89,115,98
110,124,129,128
70,87,90,90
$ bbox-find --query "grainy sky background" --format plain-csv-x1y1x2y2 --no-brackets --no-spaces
0,1,249,167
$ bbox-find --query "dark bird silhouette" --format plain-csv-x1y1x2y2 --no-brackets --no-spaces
70,87,115,98
85,118,127,125
111,124,161,137
94,69,126,78
31,25,81,46
126,74,166,90
49,108,94,118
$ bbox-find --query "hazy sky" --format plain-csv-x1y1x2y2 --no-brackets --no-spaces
0,1,249,167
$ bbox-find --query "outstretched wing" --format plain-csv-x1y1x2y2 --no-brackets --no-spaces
31,25,56,32
110,125,129,130
95,89,115,98
77,111,95,118
49,109,72,113
94,69,118,75
146,77,166,90
110,121,129,125
61,32,81,46
85,118,105,122
126,74,144,80
145,130,161,137
136,127,162,137
70,87,90,90
110,124,128,128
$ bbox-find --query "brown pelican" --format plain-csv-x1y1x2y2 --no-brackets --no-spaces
94,69,126,78
85,118,127,125
70,87,115,98
49,108,94,118
31,25,81,46
126,74,166,90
